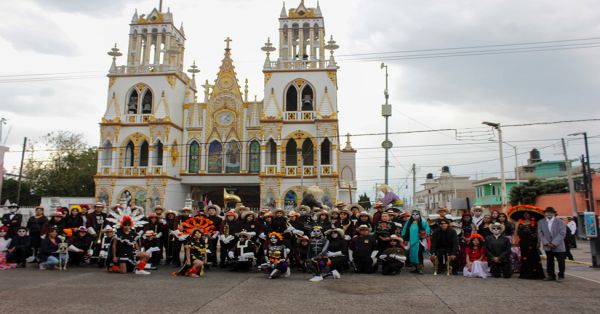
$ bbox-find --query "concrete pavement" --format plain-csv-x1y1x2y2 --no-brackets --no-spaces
1,260,600,314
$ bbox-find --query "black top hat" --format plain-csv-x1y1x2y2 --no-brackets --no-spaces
544,207,557,213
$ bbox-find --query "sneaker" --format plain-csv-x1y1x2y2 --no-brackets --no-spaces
309,275,323,282
332,269,341,279
284,268,291,278
135,269,151,275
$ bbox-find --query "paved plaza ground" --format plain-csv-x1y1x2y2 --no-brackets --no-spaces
1,242,600,314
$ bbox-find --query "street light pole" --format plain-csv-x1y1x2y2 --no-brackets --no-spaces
381,63,392,185
483,122,507,212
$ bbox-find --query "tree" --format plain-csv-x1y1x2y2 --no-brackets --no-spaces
23,131,97,198
358,193,372,210
510,179,569,206
0,177,40,206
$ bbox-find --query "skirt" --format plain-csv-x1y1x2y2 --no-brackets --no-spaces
463,261,489,278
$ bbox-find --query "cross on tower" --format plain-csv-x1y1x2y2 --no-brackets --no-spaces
224,37,232,50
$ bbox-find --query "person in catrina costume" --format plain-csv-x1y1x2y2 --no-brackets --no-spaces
172,216,216,278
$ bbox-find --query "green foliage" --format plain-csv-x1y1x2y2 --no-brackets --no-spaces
9,131,98,202
510,179,569,206
0,178,40,206
358,193,371,210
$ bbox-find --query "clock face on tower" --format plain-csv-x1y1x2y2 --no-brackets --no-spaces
216,110,235,126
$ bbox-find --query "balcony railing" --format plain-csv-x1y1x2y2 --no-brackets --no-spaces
112,64,181,75
124,114,152,123
284,111,315,121
264,59,337,71
121,166,148,176
320,165,332,175
264,165,278,176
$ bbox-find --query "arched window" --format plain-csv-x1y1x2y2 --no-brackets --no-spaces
127,90,139,114
301,139,314,166
207,141,223,173
124,141,135,167
267,139,277,165
285,85,298,111
141,89,153,114
321,138,331,165
285,139,298,166
139,141,149,167
134,190,147,210
188,141,199,173
121,190,132,206
248,140,260,173
301,85,313,111
101,140,112,167
154,140,163,166
225,140,241,173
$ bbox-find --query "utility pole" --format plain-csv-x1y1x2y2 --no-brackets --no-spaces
483,122,507,212
412,163,416,208
380,63,392,185
561,138,578,217
569,132,599,267
16,137,27,205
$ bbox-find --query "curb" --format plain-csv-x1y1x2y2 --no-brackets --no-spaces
540,255,593,266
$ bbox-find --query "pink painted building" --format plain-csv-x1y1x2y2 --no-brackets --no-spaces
535,173,600,217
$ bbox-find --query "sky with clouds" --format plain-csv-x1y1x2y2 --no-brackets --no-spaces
1,0,599,202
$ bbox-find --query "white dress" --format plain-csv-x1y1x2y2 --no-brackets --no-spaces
463,260,489,278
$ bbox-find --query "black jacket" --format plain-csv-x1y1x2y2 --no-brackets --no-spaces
38,238,59,262
430,228,458,256
1,213,22,237
485,235,512,261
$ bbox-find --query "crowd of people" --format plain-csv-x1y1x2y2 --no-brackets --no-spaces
0,195,578,282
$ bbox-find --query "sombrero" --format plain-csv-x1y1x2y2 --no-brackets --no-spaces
507,205,544,222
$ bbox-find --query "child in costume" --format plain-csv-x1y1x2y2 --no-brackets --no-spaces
141,230,162,270
6,226,31,267
172,216,215,277
324,228,348,277
260,232,290,279
107,207,149,275
379,234,406,275
229,230,256,271
463,233,489,278
306,226,331,282
98,225,115,269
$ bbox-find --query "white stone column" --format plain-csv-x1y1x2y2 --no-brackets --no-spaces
143,34,151,65
164,35,172,66
279,29,285,59
309,28,315,61
135,34,142,65
298,28,305,60
154,33,162,65
319,28,325,68
200,105,207,172
287,29,293,60
260,143,266,173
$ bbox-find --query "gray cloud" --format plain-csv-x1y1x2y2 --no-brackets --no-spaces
0,11,80,56
349,0,600,118
31,0,139,16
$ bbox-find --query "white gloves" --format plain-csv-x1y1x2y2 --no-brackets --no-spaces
156,232,162,239
87,227,96,235
293,229,304,236
379,254,388,260
221,235,234,244
259,233,267,240
228,251,235,259
371,251,379,266
242,252,255,259
68,245,84,253
327,251,344,257
344,235,351,241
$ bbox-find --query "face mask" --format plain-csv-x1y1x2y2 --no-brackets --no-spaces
491,226,502,236
331,233,338,239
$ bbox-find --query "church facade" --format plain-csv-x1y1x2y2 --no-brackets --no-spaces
95,1,357,212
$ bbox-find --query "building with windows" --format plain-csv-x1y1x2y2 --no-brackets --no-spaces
414,167,476,215
94,1,357,212
517,148,571,180
473,177,526,211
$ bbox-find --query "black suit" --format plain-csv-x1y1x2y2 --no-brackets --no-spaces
2,213,23,238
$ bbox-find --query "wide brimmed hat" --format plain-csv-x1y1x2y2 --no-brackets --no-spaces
472,206,483,212
298,205,311,212
182,206,193,212
144,230,157,237
296,235,310,243
94,202,105,208
147,213,159,219
437,208,448,214
544,207,557,213
153,204,164,211
335,201,347,208
389,234,401,241
325,228,344,237
70,205,83,213
374,202,384,209
318,210,330,217
237,230,252,238
358,211,371,218
357,224,371,231
272,208,286,215
241,211,256,220
103,225,115,232
507,205,544,221
165,210,177,216
8,203,19,208
205,204,222,214
224,210,238,219
347,204,365,212
237,206,250,213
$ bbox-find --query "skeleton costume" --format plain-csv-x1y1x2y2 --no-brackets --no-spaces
485,223,512,278
172,216,215,277
107,207,148,274
260,232,290,279
98,225,115,269
324,228,348,278
229,230,256,272
350,225,378,274
306,226,330,282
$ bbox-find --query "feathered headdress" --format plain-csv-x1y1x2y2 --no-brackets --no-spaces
107,207,148,229
175,216,215,240
268,232,284,241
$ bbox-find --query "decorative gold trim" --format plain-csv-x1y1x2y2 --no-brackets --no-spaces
166,75,176,88
109,77,117,88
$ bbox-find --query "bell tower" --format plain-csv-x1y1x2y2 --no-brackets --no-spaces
259,1,355,209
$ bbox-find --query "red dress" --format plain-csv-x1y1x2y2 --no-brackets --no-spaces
466,246,487,262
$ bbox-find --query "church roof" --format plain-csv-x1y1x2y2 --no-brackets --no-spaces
209,38,243,103
286,0,321,19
